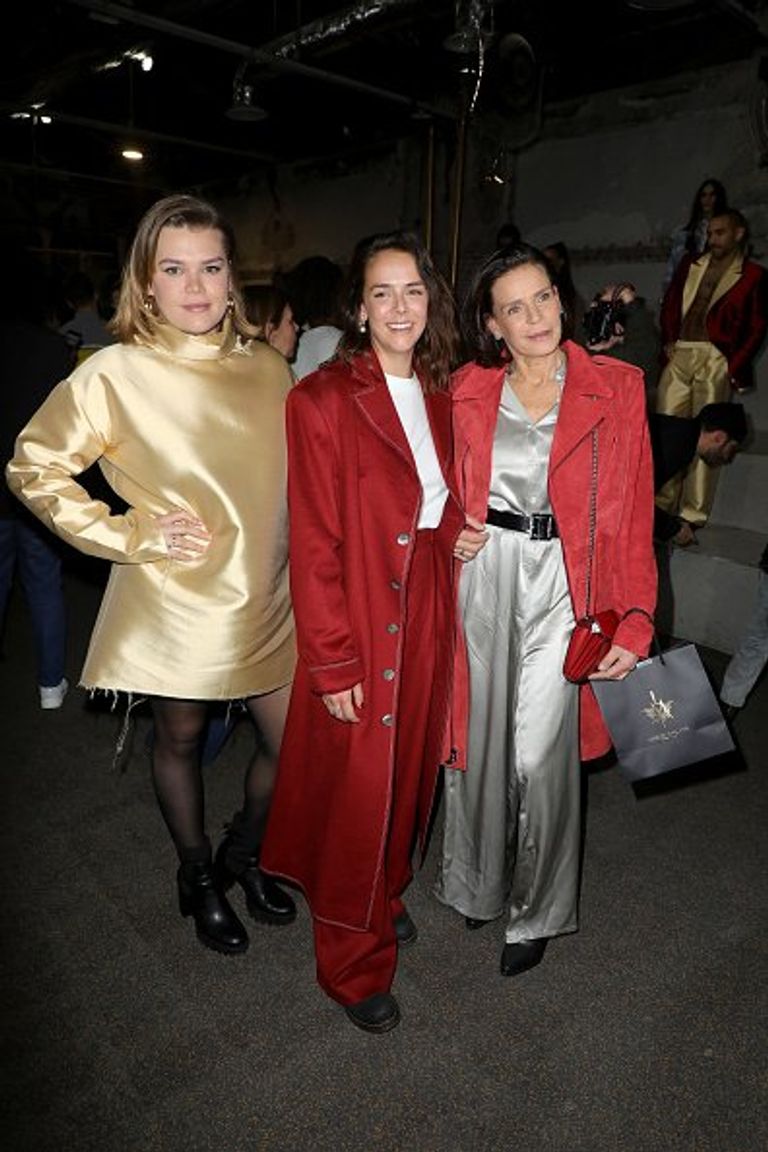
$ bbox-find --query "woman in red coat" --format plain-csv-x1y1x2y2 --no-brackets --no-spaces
435,243,656,978
261,232,483,1034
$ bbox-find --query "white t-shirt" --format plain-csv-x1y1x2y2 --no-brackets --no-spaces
385,373,448,529
293,325,342,380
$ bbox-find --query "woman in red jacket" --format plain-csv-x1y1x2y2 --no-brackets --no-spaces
261,231,483,1034
435,243,656,977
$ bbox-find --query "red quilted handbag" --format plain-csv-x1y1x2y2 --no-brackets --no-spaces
563,610,620,684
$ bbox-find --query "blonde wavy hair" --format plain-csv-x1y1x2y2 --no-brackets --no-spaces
109,193,258,344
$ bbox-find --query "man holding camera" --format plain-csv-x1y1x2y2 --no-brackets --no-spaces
654,208,768,540
583,282,661,401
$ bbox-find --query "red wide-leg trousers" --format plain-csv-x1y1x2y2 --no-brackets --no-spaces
312,524,453,1005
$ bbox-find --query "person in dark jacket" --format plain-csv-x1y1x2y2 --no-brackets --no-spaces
649,402,748,545
1,251,75,708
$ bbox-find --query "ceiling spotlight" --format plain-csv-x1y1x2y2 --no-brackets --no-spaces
121,147,144,161
126,48,154,72
11,103,52,125
98,46,154,73
226,83,267,122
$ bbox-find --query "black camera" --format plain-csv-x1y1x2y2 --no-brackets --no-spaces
582,283,634,347
583,299,621,346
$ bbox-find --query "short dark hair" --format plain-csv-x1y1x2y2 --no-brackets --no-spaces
461,242,554,367
495,221,522,249
698,402,748,442
711,207,749,239
284,255,343,329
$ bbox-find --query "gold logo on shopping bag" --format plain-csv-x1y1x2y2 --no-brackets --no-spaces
642,691,675,725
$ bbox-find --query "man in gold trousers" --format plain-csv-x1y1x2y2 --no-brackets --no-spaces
655,208,767,545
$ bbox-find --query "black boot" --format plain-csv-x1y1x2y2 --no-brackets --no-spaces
177,860,249,955
344,993,400,1034
215,833,297,926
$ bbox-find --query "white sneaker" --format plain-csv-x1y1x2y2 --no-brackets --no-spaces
39,677,69,710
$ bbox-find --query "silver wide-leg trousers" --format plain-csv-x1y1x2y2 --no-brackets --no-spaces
436,526,581,943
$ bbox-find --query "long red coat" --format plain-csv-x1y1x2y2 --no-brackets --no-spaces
452,340,657,761
261,350,465,930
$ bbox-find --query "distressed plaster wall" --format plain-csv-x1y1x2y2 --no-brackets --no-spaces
223,136,429,280
508,57,768,425
220,56,767,421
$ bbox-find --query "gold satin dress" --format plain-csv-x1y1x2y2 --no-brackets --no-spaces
6,322,296,700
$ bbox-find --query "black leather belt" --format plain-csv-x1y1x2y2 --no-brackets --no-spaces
486,507,559,540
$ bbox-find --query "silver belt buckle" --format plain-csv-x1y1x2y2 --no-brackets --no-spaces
530,513,553,541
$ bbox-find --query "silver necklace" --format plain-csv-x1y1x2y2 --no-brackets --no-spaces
507,351,566,386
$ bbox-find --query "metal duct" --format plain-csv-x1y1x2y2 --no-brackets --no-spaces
263,0,423,60
65,0,453,119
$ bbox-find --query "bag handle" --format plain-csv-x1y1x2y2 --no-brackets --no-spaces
583,441,658,649
583,427,599,618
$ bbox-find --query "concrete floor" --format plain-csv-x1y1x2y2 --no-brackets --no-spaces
2,558,766,1152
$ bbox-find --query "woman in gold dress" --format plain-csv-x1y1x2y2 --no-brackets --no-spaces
7,194,297,955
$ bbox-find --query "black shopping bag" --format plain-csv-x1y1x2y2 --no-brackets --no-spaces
590,643,735,782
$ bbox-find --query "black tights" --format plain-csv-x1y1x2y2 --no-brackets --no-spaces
149,686,290,865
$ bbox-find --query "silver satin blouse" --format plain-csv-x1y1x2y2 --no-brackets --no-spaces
436,380,581,943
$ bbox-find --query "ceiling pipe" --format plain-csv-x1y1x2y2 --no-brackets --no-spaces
0,156,168,192
1,103,275,163
65,0,455,121
713,0,768,36
261,0,421,58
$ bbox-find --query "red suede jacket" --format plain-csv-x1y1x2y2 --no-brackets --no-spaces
452,340,657,761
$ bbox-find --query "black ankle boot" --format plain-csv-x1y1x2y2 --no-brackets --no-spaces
215,835,297,926
177,860,249,954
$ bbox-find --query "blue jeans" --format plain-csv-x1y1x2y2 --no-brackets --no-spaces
720,571,768,709
0,515,67,688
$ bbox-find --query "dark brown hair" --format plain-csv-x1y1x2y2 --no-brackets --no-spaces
337,230,459,392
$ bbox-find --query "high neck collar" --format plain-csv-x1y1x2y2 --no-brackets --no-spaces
143,317,240,360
